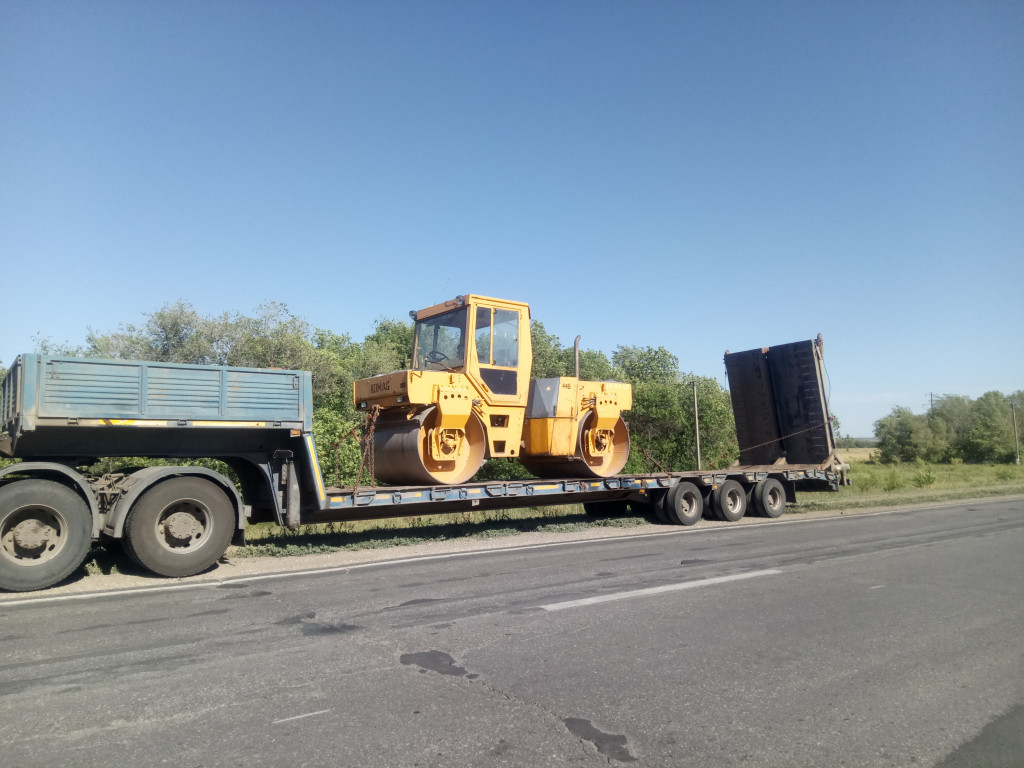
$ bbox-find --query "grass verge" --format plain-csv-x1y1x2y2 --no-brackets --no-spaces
232,506,651,558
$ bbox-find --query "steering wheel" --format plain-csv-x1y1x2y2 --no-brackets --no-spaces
426,350,449,363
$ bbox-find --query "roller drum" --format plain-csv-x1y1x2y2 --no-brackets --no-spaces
372,408,486,486
521,414,630,479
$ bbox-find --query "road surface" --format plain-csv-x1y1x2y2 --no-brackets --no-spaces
1,498,1021,766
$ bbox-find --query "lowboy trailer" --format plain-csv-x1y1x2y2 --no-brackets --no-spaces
0,336,846,592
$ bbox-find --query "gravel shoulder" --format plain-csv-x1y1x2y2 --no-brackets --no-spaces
2,494,1021,602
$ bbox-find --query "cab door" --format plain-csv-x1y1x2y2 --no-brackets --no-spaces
468,302,531,407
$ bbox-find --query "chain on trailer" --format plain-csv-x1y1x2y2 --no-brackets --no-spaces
330,405,382,491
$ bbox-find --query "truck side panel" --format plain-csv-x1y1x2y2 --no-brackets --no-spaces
2,355,313,459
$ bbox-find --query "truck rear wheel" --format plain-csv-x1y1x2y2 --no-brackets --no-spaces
0,480,92,592
122,477,235,578
712,479,746,522
752,478,786,518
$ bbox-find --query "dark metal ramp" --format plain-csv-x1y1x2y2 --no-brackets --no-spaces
724,335,835,466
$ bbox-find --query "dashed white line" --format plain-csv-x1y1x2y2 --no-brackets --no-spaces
272,709,331,725
540,569,783,611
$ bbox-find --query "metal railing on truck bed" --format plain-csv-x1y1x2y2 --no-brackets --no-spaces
1,354,312,459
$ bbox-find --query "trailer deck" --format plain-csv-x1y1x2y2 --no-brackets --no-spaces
313,464,844,521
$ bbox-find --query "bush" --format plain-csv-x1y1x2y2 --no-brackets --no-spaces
912,467,937,488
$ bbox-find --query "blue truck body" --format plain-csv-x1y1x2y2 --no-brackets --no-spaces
2,355,311,455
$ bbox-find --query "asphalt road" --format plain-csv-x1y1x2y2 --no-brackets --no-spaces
1,498,1021,767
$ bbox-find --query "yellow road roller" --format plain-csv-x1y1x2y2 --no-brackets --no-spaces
353,294,632,485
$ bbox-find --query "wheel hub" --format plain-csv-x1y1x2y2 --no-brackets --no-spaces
160,510,204,545
9,519,55,554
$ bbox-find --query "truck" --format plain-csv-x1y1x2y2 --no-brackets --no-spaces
0,297,848,592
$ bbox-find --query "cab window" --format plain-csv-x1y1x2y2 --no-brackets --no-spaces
475,307,519,395
412,308,466,370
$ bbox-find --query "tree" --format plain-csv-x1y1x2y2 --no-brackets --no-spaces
355,318,414,379
611,346,736,473
85,301,214,363
929,395,973,461
964,391,1016,463
874,407,945,463
529,320,566,378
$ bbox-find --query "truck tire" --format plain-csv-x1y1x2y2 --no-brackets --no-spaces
665,482,703,526
122,477,235,578
712,479,746,522
752,478,786,518
0,480,92,592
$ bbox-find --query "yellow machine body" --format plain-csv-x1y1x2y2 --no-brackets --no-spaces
353,294,631,485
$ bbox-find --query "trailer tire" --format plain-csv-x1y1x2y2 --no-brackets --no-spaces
712,479,747,522
122,477,235,578
0,480,92,592
653,491,671,524
665,482,703,526
752,478,786,518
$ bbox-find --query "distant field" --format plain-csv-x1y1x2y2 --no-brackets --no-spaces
838,447,877,462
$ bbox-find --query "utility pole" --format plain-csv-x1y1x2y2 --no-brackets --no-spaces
1011,403,1019,468
692,379,702,471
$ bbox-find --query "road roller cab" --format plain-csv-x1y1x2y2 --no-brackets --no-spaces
353,294,632,485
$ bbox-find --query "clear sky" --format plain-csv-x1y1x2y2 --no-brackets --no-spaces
2,1,1021,437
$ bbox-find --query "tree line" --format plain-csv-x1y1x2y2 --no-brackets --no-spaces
1,301,740,482
873,392,1023,464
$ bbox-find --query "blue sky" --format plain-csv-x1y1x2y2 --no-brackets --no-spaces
2,1,1021,437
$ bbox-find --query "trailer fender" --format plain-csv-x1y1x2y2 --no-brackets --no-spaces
0,462,102,538
103,466,245,541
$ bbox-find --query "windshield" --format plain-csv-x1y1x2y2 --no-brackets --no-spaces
412,307,467,370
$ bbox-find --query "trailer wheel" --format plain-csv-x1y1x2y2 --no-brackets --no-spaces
665,482,702,526
652,491,671,524
712,480,746,522
122,477,235,578
0,480,92,592
752,478,786,518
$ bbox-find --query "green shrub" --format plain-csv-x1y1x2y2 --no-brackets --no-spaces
912,467,937,488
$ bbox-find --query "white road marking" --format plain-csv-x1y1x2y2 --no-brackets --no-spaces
540,568,782,611
272,709,331,725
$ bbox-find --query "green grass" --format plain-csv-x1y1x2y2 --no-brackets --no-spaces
789,460,1024,513
232,506,651,558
